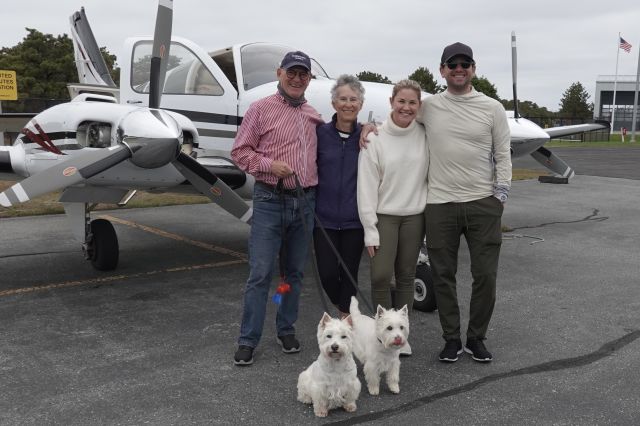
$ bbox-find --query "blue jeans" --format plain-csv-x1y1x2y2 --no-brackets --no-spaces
237,184,316,348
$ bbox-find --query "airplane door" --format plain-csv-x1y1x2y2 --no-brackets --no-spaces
122,37,239,154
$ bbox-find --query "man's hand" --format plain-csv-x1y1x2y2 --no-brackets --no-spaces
366,246,378,258
359,123,379,149
270,160,294,178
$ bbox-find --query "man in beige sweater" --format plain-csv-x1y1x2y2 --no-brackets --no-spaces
423,42,511,363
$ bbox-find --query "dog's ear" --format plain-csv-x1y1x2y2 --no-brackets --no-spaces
400,304,409,316
319,312,332,328
342,315,353,328
376,305,386,318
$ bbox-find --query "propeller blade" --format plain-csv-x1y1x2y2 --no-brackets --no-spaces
511,31,520,119
173,152,252,223
530,146,575,178
148,0,173,109
0,145,132,207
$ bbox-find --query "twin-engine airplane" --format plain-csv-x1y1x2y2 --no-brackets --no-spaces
1,1,608,273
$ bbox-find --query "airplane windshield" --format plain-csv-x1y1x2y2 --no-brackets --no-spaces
240,43,330,91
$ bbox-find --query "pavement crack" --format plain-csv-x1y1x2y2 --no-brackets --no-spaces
325,329,640,425
508,208,608,232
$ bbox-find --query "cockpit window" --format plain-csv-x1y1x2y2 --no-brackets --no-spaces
131,41,223,96
240,43,330,91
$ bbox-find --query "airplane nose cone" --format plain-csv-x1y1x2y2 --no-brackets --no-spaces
118,109,182,168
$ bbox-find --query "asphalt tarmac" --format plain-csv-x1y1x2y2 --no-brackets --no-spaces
1,147,640,425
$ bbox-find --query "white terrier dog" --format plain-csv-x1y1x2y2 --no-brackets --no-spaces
297,313,361,417
349,296,409,395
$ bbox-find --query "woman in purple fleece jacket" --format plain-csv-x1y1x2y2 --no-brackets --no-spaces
314,75,365,317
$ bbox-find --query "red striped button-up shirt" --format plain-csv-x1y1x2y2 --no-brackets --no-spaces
231,93,323,189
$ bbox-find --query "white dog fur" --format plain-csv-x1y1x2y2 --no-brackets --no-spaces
349,296,409,395
297,312,361,417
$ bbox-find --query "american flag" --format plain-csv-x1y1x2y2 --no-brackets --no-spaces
620,37,632,53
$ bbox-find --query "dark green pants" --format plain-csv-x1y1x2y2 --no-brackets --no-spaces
370,213,424,312
424,196,503,341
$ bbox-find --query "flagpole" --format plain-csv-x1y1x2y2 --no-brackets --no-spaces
630,42,639,143
611,33,621,135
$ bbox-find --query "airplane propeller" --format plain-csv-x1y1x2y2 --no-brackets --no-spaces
511,31,520,119
1,0,252,223
148,0,173,109
510,31,575,178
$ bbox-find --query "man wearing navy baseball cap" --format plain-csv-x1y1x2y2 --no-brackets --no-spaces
280,51,312,71
231,50,323,366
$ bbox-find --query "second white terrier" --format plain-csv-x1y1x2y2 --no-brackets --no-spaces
297,313,361,417
349,296,410,395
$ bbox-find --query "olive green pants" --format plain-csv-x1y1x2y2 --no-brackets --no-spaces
370,213,425,312
425,197,503,341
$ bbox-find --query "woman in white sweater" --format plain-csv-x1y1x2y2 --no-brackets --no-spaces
357,79,428,312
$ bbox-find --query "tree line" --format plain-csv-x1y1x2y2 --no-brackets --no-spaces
357,69,594,124
1,28,593,122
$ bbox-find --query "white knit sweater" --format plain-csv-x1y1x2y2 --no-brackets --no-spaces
357,115,429,247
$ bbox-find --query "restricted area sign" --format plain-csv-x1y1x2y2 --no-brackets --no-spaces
0,70,18,101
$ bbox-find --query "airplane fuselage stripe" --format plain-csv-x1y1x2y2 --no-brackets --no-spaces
166,108,242,126
196,128,237,139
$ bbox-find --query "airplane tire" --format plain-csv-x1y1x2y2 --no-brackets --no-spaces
413,263,437,312
89,219,119,271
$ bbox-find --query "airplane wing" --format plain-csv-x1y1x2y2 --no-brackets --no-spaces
530,120,610,178
543,121,610,139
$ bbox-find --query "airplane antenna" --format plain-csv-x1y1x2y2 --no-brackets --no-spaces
149,0,173,109
511,31,520,119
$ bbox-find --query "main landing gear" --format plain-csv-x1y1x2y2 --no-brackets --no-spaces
63,202,120,271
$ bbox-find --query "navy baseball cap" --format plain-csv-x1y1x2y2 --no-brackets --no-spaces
280,51,311,71
441,42,474,64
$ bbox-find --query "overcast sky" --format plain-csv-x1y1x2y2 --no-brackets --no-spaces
1,0,639,111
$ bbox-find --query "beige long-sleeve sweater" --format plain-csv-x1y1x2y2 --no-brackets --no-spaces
357,116,428,247
421,89,512,203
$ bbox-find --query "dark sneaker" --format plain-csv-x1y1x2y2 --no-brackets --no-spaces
277,334,301,353
233,345,254,366
464,338,493,362
438,339,463,362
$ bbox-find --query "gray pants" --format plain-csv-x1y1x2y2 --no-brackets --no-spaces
425,196,503,341
370,213,424,312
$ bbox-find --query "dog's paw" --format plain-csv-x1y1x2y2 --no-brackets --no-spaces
297,395,312,404
343,402,357,412
367,385,380,395
389,383,400,394
314,408,328,417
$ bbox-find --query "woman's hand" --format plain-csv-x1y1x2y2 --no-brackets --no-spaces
366,246,378,258
359,123,379,149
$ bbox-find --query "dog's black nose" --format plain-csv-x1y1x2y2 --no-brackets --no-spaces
331,344,339,352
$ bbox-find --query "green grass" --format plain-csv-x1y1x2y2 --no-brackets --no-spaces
547,133,640,148
0,181,209,218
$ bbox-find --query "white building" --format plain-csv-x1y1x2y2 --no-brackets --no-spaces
594,75,639,132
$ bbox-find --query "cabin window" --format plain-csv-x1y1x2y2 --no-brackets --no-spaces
131,41,223,96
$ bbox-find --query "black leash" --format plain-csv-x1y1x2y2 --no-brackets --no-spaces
292,174,374,315
275,177,330,313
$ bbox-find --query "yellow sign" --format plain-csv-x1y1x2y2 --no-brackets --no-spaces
0,70,18,101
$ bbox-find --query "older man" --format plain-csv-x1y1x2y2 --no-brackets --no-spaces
231,51,323,366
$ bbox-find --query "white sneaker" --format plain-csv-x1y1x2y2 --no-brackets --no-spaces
399,341,412,357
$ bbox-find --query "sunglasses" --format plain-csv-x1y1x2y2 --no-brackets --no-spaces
444,61,474,70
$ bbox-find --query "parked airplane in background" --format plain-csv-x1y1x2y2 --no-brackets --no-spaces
0,1,609,276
